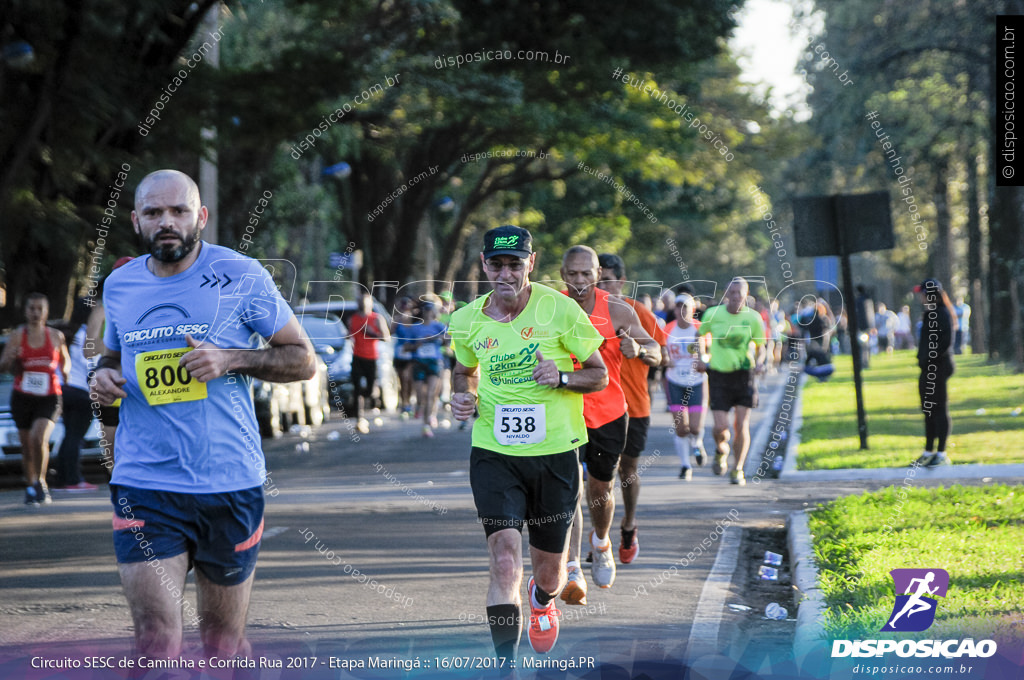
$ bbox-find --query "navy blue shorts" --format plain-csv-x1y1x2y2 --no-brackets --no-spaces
110,484,264,586
413,358,443,381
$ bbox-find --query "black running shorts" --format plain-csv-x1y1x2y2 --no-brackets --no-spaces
10,390,62,430
582,413,628,482
707,368,758,411
621,415,650,459
470,446,580,554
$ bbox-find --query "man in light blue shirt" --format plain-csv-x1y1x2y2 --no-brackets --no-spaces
92,170,315,660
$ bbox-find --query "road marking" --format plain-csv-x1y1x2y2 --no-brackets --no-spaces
262,526,289,539
686,525,742,660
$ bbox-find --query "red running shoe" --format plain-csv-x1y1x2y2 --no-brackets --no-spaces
619,526,639,564
527,577,561,653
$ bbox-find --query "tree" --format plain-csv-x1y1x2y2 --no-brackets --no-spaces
0,0,220,325
793,0,1023,365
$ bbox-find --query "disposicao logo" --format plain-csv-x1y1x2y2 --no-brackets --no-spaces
831,567,997,659
882,568,948,632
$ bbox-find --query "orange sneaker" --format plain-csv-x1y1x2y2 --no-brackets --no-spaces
560,566,588,605
619,526,639,564
527,578,561,654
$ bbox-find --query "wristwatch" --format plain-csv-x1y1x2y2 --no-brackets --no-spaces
558,371,570,389
638,347,648,361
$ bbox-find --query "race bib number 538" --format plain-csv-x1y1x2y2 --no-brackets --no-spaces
494,404,546,445
135,348,207,406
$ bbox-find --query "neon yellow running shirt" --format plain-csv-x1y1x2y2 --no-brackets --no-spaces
699,304,766,372
449,283,603,456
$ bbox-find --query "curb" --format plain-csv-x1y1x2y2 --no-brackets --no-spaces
787,509,826,669
781,461,1024,482
780,373,806,476
743,369,789,480
776,372,1024,483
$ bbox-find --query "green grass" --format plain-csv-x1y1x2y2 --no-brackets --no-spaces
809,484,1024,641
796,351,1024,470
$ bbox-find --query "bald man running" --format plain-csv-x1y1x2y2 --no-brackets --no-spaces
560,246,660,598
696,277,766,486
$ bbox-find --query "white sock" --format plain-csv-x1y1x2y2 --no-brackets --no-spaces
675,435,691,467
567,560,580,571
591,532,610,550
530,582,547,610
689,433,705,452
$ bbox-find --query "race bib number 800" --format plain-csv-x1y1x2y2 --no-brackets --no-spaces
135,348,207,406
494,404,546,446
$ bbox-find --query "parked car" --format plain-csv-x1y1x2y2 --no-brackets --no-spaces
252,354,332,438
296,300,398,413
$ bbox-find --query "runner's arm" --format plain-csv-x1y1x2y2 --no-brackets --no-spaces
751,317,767,373
563,350,608,394
451,360,480,421
610,299,661,366
92,351,126,405
182,316,316,384
375,314,391,342
83,304,107,359
0,331,20,374
55,328,71,383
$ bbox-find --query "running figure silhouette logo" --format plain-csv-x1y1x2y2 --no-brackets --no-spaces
881,568,949,632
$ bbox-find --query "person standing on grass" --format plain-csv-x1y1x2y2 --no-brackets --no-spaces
953,296,971,355
914,278,956,467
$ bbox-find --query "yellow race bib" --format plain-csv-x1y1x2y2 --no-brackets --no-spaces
135,348,207,406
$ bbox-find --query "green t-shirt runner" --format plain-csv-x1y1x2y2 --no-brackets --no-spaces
699,304,766,372
449,282,603,456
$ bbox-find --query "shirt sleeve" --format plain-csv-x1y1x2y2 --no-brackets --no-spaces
749,311,766,347
449,311,479,368
102,290,120,353
562,300,603,361
242,260,295,339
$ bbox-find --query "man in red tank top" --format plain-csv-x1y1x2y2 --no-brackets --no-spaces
0,293,70,505
559,246,661,596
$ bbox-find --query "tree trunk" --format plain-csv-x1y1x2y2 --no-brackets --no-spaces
930,158,953,286
987,184,1024,364
966,152,987,353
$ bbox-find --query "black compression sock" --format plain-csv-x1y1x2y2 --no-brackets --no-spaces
532,582,554,607
487,604,521,663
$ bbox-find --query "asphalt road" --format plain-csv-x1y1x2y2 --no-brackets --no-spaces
0,374,917,679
